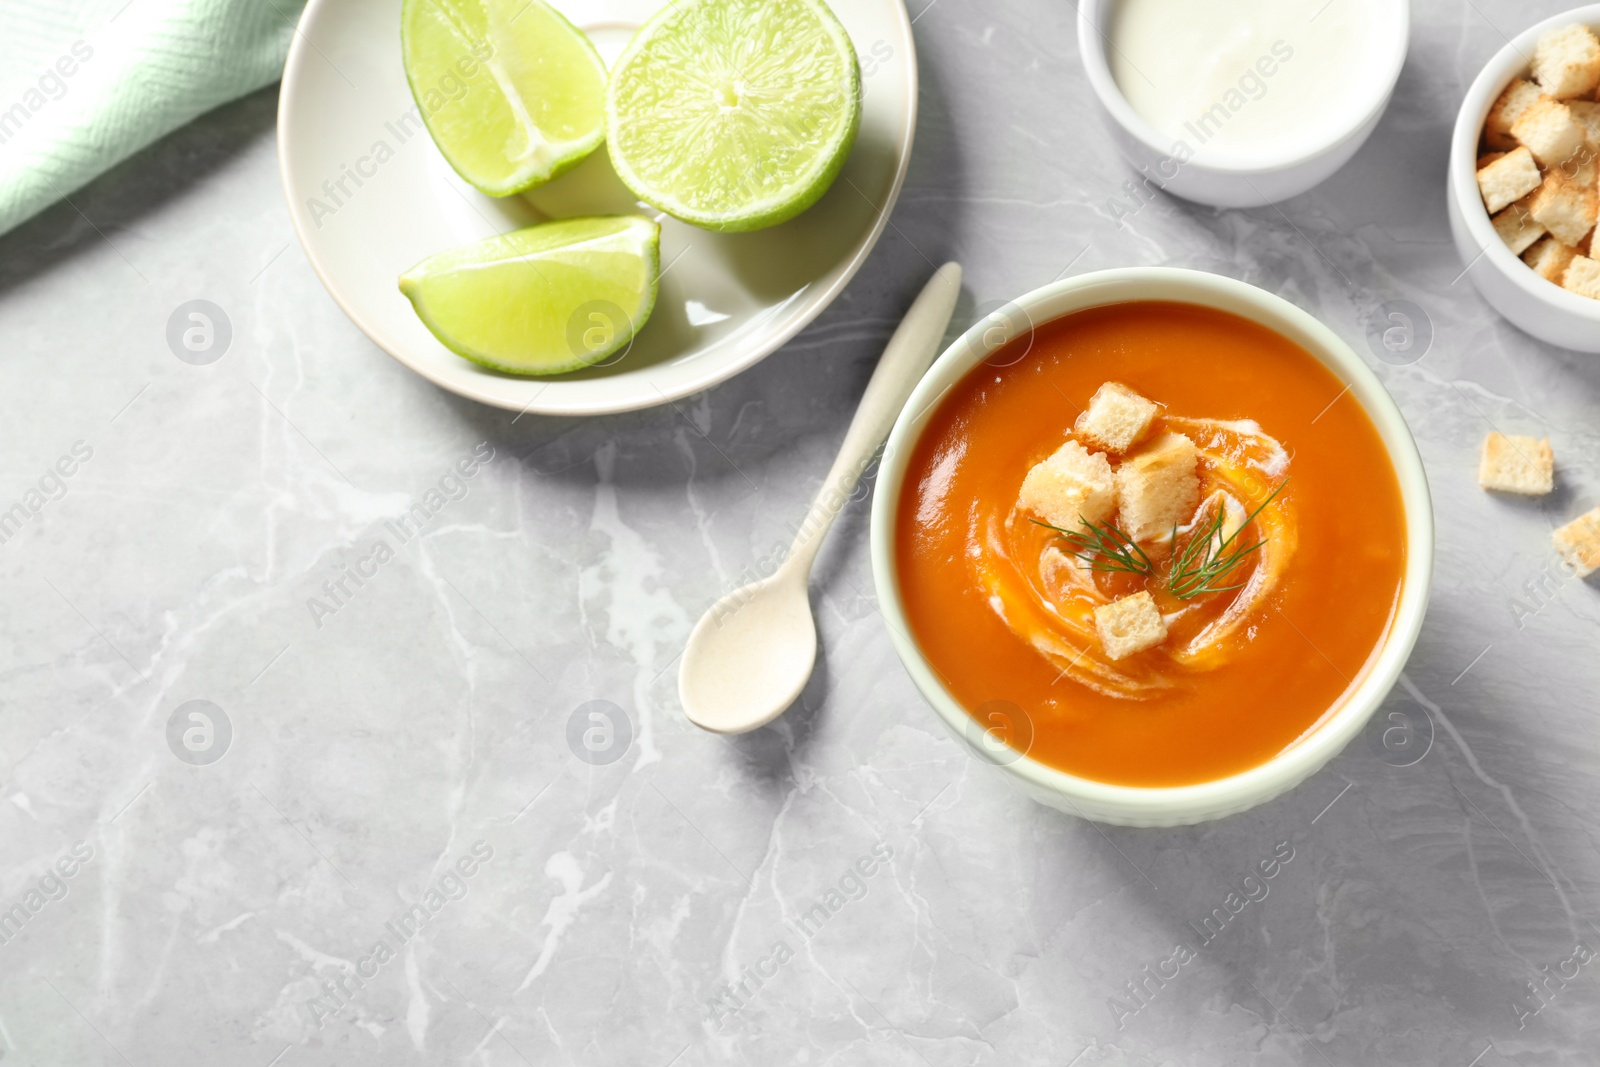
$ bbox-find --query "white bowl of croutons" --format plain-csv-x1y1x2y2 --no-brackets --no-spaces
1452,11,1600,351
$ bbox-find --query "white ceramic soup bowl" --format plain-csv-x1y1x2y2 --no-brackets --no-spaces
1448,5,1600,353
1075,0,1410,207
869,268,1434,826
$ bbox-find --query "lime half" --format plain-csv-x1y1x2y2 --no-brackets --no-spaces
606,0,861,232
401,0,608,196
399,216,661,376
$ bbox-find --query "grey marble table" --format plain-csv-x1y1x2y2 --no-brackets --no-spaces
2,1,1598,1064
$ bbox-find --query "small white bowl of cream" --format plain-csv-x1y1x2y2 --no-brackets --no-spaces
1077,0,1411,207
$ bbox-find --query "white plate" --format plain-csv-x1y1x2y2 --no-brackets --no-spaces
277,0,918,416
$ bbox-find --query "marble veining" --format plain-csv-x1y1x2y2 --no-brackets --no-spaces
1,0,1599,1063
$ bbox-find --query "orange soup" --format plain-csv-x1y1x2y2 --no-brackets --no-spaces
895,301,1406,787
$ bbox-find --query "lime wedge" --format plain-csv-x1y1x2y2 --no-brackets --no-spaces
398,216,661,376
400,0,607,196
606,0,861,232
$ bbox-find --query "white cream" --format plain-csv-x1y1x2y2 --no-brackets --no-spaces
1108,0,1389,167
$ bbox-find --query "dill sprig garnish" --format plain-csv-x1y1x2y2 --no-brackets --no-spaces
1032,479,1287,599
1167,480,1286,600
1031,516,1155,577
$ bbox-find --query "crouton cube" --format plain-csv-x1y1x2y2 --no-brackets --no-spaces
1532,23,1600,99
1524,235,1580,282
1478,151,1507,170
1478,147,1544,213
1563,254,1600,299
1019,440,1116,531
1529,168,1599,244
1552,136,1600,187
1487,79,1545,150
1114,433,1200,543
1512,97,1589,168
1074,382,1159,454
1492,197,1547,254
1566,147,1600,188
1568,100,1600,145
1477,432,1554,495
1553,505,1600,578
1093,591,1168,661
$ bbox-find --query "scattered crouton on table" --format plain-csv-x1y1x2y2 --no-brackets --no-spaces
1477,433,1554,496
1554,505,1600,578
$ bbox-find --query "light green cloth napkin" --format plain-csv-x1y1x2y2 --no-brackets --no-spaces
0,0,306,236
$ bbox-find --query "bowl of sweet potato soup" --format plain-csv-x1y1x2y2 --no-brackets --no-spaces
870,269,1433,826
